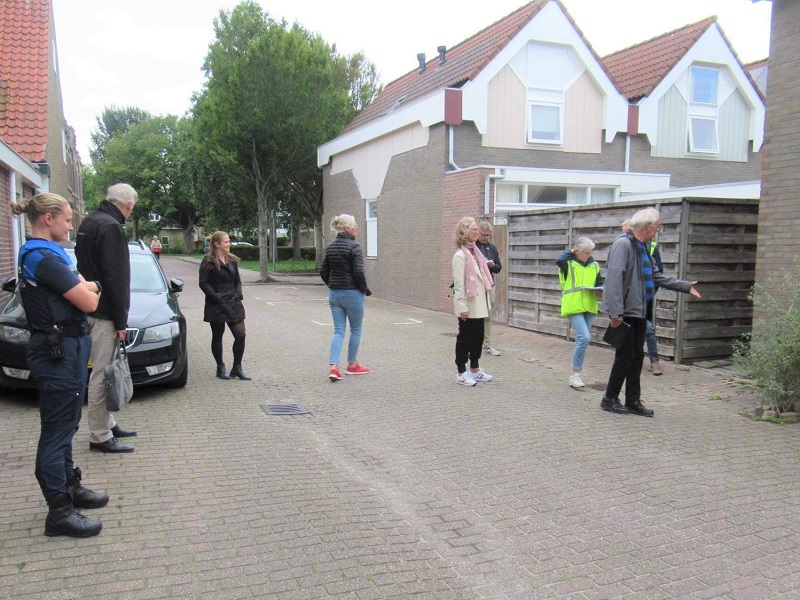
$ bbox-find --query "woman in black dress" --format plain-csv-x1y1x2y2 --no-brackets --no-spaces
199,231,250,380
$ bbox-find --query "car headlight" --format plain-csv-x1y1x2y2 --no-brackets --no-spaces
0,324,31,343
141,322,180,343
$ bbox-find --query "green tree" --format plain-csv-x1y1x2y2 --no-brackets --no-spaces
94,115,199,250
197,1,359,280
90,105,152,167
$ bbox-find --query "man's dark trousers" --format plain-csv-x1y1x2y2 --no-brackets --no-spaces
605,317,647,403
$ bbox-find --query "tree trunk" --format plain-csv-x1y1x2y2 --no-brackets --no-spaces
314,214,324,270
182,221,195,254
291,222,302,260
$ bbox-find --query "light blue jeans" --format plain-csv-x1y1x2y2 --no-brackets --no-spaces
328,289,365,365
569,312,595,372
645,318,658,360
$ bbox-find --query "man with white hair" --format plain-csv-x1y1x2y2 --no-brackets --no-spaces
601,208,701,417
75,183,139,452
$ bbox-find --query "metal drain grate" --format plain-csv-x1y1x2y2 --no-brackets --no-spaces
262,403,311,416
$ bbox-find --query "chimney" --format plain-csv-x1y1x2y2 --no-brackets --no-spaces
417,53,426,75
438,46,446,66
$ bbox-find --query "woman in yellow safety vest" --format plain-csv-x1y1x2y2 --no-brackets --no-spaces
556,237,603,389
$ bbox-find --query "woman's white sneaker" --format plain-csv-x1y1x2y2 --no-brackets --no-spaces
569,373,585,388
469,369,493,382
457,372,477,387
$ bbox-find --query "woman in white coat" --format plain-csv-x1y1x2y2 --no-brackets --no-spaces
452,217,495,387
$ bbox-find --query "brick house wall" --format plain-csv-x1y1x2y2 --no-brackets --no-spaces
756,0,800,289
628,136,762,187
454,123,627,171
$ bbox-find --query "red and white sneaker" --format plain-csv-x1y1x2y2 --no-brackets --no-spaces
329,366,343,381
345,362,370,375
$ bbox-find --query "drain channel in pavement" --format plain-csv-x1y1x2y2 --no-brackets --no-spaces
262,403,311,415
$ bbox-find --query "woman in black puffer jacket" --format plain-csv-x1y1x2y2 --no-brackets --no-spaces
199,231,250,380
320,214,371,381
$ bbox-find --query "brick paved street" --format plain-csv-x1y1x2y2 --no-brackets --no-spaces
1,256,799,600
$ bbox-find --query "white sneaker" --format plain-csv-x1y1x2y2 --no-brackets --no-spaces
469,369,494,382
457,372,477,387
569,373,585,388
484,347,501,356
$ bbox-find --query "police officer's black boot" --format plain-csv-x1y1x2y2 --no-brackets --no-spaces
67,467,109,509
44,493,103,538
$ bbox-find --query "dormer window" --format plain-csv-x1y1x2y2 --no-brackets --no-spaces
687,66,720,154
526,89,564,145
690,66,718,104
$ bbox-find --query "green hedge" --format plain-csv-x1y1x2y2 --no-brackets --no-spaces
229,246,316,261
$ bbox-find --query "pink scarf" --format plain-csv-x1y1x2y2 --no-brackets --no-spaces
460,242,494,298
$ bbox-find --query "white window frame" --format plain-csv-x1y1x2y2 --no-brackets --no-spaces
527,102,563,145
495,183,617,210
688,116,719,153
365,200,377,258
525,88,564,146
690,66,718,105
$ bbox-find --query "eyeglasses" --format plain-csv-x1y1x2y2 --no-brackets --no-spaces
478,232,490,237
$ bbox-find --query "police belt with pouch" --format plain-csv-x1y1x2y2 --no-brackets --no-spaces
33,319,91,338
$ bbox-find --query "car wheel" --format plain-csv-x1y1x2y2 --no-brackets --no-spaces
167,356,188,389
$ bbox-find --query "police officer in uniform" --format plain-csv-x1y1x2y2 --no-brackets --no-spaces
12,193,109,538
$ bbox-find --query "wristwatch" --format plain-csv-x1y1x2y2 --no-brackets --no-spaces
94,281,103,294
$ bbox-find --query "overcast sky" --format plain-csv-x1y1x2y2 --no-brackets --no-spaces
53,0,772,163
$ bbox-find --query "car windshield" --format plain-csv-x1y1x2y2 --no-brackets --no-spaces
130,254,166,293
65,248,165,293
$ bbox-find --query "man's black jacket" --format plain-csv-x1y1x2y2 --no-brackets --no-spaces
75,201,131,330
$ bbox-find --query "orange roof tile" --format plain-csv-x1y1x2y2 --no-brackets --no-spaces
744,58,768,71
0,0,51,162
602,17,716,102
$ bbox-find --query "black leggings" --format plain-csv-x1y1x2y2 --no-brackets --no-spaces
210,321,246,366
455,317,484,373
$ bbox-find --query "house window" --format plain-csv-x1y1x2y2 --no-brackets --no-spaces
496,184,615,209
365,200,377,258
688,116,719,153
690,66,718,104
527,102,562,144
161,236,170,246
149,212,162,222
687,65,720,155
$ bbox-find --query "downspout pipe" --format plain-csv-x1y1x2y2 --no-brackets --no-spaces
9,171,20,260
625,134,631,173
448,124,460,171
484,170,505,216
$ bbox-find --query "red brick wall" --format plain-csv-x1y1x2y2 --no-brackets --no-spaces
756,0,800,289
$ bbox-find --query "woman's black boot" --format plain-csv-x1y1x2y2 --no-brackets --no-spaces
216,363,230,380
230,364,251,380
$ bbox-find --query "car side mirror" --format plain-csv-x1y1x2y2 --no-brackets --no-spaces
2,277,17,293
170,278,184,293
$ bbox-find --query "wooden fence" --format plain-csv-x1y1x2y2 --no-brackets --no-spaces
501,198,759,364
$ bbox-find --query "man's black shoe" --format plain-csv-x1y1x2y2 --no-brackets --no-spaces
626,401,655,417
111,424,137,438
90,437,134,453
600,396,628,414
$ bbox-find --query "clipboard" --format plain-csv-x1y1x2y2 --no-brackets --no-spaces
602,321,631,348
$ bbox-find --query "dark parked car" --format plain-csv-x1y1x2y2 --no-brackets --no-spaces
0,240,188,390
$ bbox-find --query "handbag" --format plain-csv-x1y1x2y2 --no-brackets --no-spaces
104,340,133,412
602,321,632,349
